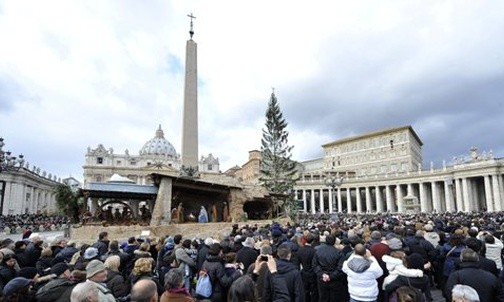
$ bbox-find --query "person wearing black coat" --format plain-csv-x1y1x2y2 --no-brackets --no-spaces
385,252,433,302
236,237,259,272
200,243,241,302
0,254,18,291
51,242,79,266
92,231,109,259
297,233,318,302
263,243,304,302
445,248,504,302
312,235,347,302
464,237,499,277
197,238,211,272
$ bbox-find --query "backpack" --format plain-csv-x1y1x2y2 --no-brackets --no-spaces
195,271,212,298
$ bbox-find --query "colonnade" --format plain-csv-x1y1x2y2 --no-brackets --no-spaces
295,172,504,213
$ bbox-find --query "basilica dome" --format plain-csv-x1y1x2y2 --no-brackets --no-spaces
140,125,177,158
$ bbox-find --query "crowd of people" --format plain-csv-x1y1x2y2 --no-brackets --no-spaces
0,211,504,301
0,214,71,234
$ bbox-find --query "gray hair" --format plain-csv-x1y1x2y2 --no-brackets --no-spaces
451,284,480,302
460,248,479,263
70,281,98,302
164,268,184,290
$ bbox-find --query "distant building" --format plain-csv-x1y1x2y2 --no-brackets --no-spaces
83,125,219,186
227,125,503,214
0,165,60,215
294,125,503,214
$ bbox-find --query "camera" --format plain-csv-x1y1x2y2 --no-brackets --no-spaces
260,255,269,262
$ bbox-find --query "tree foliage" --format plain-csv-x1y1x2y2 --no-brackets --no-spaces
54,184,81,222
260,91,298,219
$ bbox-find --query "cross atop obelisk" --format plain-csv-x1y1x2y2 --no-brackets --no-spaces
187,13,196,39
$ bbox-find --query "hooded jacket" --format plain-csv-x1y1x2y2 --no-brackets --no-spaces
342,255,383,301
35,278,76,302
382,254,423,289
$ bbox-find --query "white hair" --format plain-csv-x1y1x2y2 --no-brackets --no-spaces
451,284,480,302
71,281,98,302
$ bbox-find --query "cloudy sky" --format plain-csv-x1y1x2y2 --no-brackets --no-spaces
1,1,503,182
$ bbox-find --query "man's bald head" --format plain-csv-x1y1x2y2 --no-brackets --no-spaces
130,279,158,302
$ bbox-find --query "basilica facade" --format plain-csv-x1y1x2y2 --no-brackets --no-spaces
83,125,220,186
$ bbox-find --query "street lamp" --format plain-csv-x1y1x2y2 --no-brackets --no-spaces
325,169,344,213
0,137,25,173
0,136,25,216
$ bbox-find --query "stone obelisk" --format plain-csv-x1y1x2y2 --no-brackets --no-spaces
181,13,199,175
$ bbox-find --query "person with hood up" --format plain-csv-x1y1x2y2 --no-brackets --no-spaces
342,243,383,302
198,206,208,223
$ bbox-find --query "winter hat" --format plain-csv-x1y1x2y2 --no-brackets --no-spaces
2,277,31,297
271,228,282,238
204,237,214,246
407,253,424,270
423,224,433,232
86,260,106,279
51,263,69,277
83,247,99,260
234,235,242,243
387,238,403,251
242,237,255,249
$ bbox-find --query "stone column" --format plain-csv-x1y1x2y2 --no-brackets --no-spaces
337,188,342,213
328,188,334,213
90,198,99,216
356,188,362,213
385,185,393,212
432,181,442,212
444,179,455,212
462,178,471,212
302,189,307,213
492,175,502,211
484,175,494,212
376,186,384,213
346,188,352,213
365,187,372,213
310,189,316,214
419,183,427,212
397,185,404,213
455,178,463,211
319,188,324,213
150,177,172,226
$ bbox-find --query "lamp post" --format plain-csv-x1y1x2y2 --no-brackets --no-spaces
0,136,25,215
325,169,344,213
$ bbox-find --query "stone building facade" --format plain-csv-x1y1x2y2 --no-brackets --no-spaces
0,166,60,215
83,125,220,186
295,126,503,213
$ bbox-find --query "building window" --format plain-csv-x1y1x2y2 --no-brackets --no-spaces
96,176,102,182
207,164,213,170
26,193,31,202
130,161,136,166
97,157,103,164
116,160,122,165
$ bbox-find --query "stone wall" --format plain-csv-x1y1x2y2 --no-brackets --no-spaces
71,219,286,244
